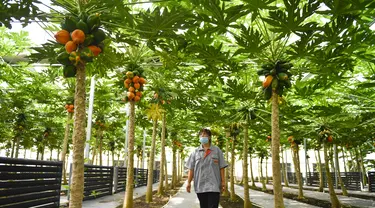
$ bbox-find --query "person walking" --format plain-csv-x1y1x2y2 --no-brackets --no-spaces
185,128,228,208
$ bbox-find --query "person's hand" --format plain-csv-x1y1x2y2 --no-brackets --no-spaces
221,181,226,193
186,182,191,193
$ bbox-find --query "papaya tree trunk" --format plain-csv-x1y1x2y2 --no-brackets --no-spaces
112,151,115,167
292,144,303,199
61,112,72,184
265,157,269,184
99,133,103,166
164,157,169,190
15,136,20,158
50,147,53,160
11,138,16,158
260,157,266,191
230,137,236,201
281,147,289,187
359,148,367,186
336,146,348,196
69,65,87,208
123,101,135,208
146,119,158,203
243,124,251,208
271,91,284,208
157,113,166,195
91,129,100,165
316,149,324,192
172,147,177,189
342,148,348,173
323,142,341,208
222,139,229,196
250,153,255,187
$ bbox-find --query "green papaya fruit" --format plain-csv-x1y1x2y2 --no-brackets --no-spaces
63,65,77,78
271,78,278,90
80,47,94,62
56,52,71,65
264,87,272,100
87,13,100,32
83,34,94,46
93,29,106,44
278,73,288,80
76,20,89,34
79,12,88,22
63,16,78,32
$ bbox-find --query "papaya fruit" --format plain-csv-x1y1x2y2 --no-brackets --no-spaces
127,92,135,100
61,16,78,32
56,52,71,65
134,95,141,102
139,77,146,84
93,29,106,43
134,83,140,89
128,87,135,92
278,73,288,80
71,29,85,44
126,71,134,78
271,78,278,90
76,20,89,34
83,34,94,46
132,76,140,83
87,45,101,56
80,47,94,62
79,12,88,22
63,65,77,78
87,13,100,31
264,87,272,100
135,91,142,97
262,75,273,88
65,41,77,53
54,30,70,44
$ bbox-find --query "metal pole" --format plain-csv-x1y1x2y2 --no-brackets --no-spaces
84,76,96,162
142,129,146,169
123,103,130,167
304,138,308,185
334,144,338,188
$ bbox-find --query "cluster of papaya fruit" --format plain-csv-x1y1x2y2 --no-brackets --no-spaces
287,136,301,148
319,129,333,143
257,60,293,100
266,135,271,142
55,12,106,78
64,104,74,113
123,64,147,102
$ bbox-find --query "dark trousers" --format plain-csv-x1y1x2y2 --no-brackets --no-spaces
197,192,220,208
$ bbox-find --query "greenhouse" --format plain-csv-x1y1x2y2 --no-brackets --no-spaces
1,0,375,208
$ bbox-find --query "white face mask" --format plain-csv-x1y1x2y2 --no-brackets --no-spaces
200,137,209,144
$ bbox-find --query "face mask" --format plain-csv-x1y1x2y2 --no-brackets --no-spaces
200,137,209,144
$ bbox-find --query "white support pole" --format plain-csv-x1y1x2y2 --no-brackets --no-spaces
84,75,96,162
142,129,146,169
304,138,308,185
123,103,130,167
334,144,338,188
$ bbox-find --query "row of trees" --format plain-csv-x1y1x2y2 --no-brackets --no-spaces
1,0,375,208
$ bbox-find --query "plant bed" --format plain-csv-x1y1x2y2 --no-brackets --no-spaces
248,185,361,208
116,181,185,208
220,192,262,208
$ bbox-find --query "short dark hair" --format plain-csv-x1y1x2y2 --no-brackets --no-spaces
199,128,211,138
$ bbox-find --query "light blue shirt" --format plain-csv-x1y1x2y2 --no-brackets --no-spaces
185,145,228,193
